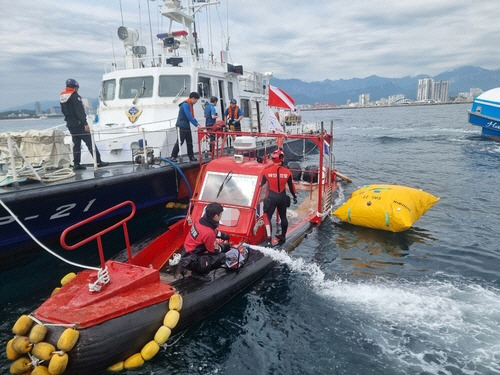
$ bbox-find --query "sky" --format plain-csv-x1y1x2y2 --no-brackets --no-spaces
1,0,500,110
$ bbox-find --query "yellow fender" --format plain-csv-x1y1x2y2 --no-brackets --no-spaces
11,336,32,354
32,342,56,361
32,365,51,375
154,325,171,345
163,310,180,329
48,352,69,375
6,338,20,360
107,361,124,372
60,272,77,286
57,328,80,352
169,293,183,311
140,340,160,361
12,315,33,336
123,353,144,369
9,357,31,374
29,324,48,344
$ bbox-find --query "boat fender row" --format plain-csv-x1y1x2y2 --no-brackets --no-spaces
6,273,81,375
165,202,188,209
107,293,183,372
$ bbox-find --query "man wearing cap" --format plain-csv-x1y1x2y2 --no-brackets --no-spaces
180,202,231,282
60,79,109,170
224,99,243,132
261,149,297,245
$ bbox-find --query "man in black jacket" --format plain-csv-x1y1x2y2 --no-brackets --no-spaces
60,79,108,170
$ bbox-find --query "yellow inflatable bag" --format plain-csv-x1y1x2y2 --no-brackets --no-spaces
333,184,439,232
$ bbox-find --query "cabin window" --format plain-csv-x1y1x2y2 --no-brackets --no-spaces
240,99,250,117
119,76,154,99
158,75,191,97
197,76,211,98
228,82,234,101
101,79,116,101
200,172,257,207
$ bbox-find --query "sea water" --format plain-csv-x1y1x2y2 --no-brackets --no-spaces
2,103,500,374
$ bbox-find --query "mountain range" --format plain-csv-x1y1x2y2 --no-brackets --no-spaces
270,66,500,106
4,66,500,112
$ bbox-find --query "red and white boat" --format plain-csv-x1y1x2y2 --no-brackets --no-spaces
5,127,340,375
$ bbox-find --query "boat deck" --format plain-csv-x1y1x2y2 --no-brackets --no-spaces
0,157,202,194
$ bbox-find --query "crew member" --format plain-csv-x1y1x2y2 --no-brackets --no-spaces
224,99,243,142
180,202,230,282
204,96,219,152
170,91,200,162
261,149,297,245
60,79,108,170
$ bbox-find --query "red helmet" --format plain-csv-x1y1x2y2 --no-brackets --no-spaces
271,149,284,163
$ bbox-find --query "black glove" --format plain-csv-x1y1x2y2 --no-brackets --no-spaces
219,232,230,241
293,197,298,204
221,243,232,253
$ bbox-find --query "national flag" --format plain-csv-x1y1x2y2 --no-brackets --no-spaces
323,140,330,156
268,85,296,111
268,110,285,133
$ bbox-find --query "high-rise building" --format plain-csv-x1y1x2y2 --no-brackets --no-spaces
359,93,370,106
417,78,450,102
417,78,434,101
434,80,449,103
35,101,41,115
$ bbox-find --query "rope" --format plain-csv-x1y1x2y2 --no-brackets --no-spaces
29,314,77,328
0,199,101,271
282,138,318,157
88,267,110,292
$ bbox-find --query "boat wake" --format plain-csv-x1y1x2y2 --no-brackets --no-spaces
256,245,500,374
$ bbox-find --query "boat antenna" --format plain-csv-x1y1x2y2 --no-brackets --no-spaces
146,0,156,66
119,0,124,26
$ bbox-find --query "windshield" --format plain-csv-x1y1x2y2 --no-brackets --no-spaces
200,172,257,206
119,76,153,99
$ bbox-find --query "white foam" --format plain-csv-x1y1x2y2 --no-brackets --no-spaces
256,246,500,373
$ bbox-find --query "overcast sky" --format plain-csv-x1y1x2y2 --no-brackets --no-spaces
1,0,500,110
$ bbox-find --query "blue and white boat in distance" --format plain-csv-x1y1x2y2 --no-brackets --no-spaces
468,88,500,140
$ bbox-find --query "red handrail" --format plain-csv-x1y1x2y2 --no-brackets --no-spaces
60,201,136,269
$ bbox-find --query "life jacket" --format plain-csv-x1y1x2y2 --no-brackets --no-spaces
227,105,239,120
263,164,296,195
60,87,76,104
176,98,196,128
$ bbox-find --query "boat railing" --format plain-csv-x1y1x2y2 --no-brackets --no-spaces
60,200,137,269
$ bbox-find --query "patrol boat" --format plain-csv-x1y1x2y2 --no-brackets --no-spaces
0,0,313,267
5,126,340,375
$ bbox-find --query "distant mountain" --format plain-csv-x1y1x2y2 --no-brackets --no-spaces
271,66,500,106
4,66,500,111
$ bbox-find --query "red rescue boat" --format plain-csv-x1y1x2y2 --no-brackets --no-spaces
6,126,340,375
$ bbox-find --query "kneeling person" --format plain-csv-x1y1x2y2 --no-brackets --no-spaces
181,202,230,282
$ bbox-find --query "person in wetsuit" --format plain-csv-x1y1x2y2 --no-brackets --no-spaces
180,202,230,282
261,149,297,245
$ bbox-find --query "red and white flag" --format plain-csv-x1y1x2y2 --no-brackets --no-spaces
268,85,296,111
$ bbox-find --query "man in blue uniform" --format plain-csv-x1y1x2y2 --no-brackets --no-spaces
170,91,200,162
204,96,219,152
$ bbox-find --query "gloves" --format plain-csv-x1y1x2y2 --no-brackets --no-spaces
218,232,230,241
293,197,298,204
231,120,236,125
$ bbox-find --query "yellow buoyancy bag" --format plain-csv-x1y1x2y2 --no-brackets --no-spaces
333,184,439,232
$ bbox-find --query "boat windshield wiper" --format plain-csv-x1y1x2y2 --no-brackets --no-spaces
216,170,233,198
132,80,146,104
173,83,187,103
